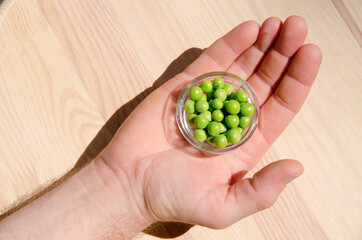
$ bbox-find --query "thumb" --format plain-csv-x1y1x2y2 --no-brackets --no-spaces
215,159,303,228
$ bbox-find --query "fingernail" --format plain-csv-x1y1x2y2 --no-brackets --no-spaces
284,173,302,185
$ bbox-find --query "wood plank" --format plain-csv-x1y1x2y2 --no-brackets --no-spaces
331,0,362,46
0,0,361,239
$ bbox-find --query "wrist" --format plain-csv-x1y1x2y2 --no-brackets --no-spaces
0,157,152,240
91,156,154,231
74,156,154,238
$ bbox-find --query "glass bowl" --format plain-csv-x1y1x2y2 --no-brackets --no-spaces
176,72,260,154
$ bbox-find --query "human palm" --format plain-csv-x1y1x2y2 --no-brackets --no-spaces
101,16,321,228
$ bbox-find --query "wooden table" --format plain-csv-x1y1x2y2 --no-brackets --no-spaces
0,0,361,239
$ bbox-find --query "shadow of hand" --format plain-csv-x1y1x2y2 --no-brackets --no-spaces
1,17,321,237
75,47,203,238
73,16,320,237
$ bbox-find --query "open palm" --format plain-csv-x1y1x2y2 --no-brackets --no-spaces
101,16,322,228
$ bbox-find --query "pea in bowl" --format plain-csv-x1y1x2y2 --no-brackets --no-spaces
176,72,260,154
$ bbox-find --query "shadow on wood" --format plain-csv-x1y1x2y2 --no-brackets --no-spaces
142,221,194,238
75,47,203,168
75,47,203,238
0,47,202,238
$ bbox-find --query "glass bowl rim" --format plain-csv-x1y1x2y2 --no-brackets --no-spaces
176,71,260,154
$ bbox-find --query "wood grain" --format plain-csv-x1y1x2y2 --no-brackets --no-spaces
0,0,361,239
331,0,362,46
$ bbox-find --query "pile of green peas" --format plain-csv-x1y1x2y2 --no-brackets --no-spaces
184,77,255,148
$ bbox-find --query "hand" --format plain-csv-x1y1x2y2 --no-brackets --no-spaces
100,16,322,228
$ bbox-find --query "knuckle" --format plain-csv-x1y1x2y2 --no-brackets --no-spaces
257,197,275,211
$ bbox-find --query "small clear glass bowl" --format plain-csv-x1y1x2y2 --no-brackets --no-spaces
176,72,260,154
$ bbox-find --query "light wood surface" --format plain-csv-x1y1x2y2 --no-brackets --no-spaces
0,0,361,239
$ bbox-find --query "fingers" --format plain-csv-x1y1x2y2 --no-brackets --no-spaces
235,43,321,160
161,21,259,93
247,16,308,105
211,160,303,229
258,44,322,144
184,20,260,77
227,17,282,79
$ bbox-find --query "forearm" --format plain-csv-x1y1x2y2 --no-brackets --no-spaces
0,157,150,240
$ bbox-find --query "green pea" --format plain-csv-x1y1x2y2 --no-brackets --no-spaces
189,86,203,101
199,111,212,122
239,116,251,128
214,134,228,148
226,100,240,115
212,99,223,110
206,136,215,145
194,129,207,142
214,89,227,101
212,110,224,122
187,113,197,126
200,94,207,101
240,103,255,116
235,127,244,135
195,100,209,113
234,90,249,103
207,121,221,136
223,83,234,95
213,77,225,89
219,122,227,133
225,115,240,128
200,80,213,92
195,116,209,129
226,128,242,143
184,100,195,114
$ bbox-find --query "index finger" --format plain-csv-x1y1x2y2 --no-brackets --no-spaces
161,21,260,92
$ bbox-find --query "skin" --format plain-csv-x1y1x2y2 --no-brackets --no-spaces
0,16,321,239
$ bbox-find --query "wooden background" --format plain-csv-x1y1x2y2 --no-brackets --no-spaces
0,0,361,239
